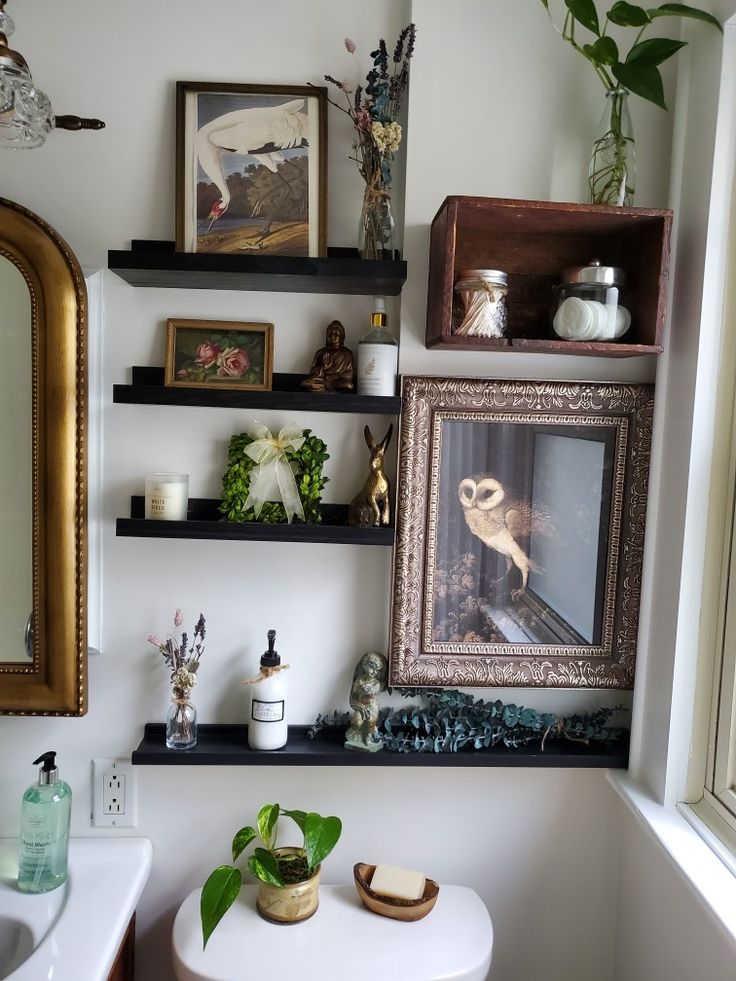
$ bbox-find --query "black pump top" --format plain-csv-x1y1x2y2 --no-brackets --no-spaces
33,751,59,785
260,629,280,668
33,751,56,771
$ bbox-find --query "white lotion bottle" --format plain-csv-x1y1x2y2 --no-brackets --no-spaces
357,296,398,397
248,630,288,750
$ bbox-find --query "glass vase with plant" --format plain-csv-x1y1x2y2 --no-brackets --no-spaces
540,0,722,205
148,609,206,750
322,24,416,258
200,803,342,942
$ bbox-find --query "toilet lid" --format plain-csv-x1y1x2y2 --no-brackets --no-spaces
173,884,493,981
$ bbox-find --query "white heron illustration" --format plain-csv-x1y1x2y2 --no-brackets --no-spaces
458,477,553,600
196,99,310,244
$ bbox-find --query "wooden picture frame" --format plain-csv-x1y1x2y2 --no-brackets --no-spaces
175,81,327,257
164,319,274,392
389,376,654,690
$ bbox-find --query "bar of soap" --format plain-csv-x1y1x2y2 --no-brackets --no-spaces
370,864,426,901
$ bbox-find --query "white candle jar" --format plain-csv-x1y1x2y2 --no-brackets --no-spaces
453,269,508,338
145,473,189,521
551,259,632,342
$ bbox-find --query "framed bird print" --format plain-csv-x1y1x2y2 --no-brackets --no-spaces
175,81,327,256
389,377,654,689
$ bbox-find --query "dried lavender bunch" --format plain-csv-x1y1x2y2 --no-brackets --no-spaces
148,609,206,699
322,24,417,192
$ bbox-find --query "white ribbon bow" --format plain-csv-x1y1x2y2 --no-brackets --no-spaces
243,422,306,524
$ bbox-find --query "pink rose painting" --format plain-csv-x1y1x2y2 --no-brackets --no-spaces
165,320,273,392
216,347,250,378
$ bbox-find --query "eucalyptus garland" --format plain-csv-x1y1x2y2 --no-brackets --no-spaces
307,689,628,753
219,430,329,524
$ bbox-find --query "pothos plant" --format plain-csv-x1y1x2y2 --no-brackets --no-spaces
200,804,342,948
541,1,722,203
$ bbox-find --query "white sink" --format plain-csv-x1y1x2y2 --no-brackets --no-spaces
0,837,152,981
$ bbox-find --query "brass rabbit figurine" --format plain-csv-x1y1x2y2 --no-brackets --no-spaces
348,424,394,528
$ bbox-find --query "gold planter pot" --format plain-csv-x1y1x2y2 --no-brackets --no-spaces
256,848,321,924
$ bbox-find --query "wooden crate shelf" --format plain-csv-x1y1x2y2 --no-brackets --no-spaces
426,197,672,356
108,241,407,295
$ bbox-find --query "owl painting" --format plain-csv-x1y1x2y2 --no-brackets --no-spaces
458,477,553,601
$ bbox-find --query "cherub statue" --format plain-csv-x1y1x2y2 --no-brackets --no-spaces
301,320,355,393
344,652,388,753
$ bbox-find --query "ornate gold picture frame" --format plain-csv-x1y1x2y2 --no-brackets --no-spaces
389,377,654,689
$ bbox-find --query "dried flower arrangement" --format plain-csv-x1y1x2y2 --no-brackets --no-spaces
322,24,416,257
148,608,206,700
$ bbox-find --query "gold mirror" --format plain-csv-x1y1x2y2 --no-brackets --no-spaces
0,198,87,715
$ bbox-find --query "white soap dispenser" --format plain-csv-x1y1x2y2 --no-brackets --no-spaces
248,629,288,750
18,751,72,893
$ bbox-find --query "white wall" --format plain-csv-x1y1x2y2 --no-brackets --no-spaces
614,813,736,981
0,2,680,979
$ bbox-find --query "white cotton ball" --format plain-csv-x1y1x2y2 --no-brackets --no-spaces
553,297,595,339
612,304,632,338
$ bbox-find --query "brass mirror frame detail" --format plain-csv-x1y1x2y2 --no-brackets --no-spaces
0,198,87,715
389,377,654,690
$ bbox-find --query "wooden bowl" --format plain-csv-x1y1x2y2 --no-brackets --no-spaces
353,863,439,921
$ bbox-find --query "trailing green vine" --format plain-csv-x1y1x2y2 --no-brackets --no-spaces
220,430,329,524
308,689,628,752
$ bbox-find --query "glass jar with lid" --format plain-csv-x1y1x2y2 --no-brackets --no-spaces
453,269,508,338
551,259,632,342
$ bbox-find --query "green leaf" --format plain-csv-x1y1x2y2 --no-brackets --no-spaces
627,37,687,64
303,813,342,871
247,848,283,886
231,826,257,862
281,808,307,833
584,36,619,65
648,3,723,31
200,866,242,949
607,1,651,25
613,60,666,107
565,0,601,33
257,803,280,851
540,0,549,8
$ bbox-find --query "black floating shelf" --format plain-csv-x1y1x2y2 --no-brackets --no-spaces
131,723,629,768
113,367,401,415
108,241,407,295
116,498,395,546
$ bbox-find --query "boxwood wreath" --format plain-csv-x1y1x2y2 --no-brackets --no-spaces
220,430,329,524
308,689,628,753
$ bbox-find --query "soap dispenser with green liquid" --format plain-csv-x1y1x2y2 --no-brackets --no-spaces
18,751,72,893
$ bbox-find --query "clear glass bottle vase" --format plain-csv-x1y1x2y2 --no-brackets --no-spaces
588,87,636,207
166,696,197,750
358,183,395,260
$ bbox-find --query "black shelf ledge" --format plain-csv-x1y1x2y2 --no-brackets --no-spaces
108,241,407,295
113,367,401,415
116,498,395,546
131,723,629,768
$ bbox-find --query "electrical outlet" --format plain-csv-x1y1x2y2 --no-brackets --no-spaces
92,758,137,828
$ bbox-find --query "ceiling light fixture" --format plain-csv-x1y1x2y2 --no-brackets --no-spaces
0,0,103,149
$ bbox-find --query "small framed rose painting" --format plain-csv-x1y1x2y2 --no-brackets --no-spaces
164,319,274,392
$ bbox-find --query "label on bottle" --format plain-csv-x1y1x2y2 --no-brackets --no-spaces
251,698,285,722
357,344,398,397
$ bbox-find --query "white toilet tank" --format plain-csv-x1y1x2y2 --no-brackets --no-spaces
172,883,493,981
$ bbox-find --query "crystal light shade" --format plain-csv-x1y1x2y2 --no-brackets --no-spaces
0,7,54,149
